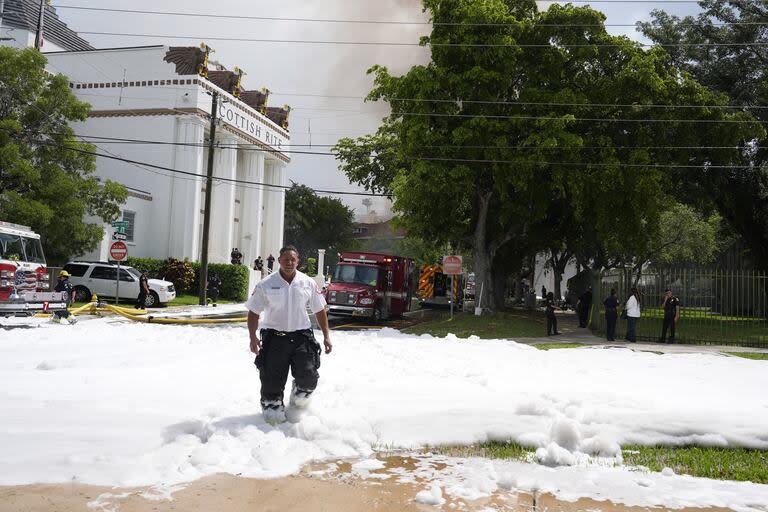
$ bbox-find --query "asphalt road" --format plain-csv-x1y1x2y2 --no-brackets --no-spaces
329,306,445,331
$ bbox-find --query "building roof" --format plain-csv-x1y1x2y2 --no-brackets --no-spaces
352,219,406,240
2,0,93,51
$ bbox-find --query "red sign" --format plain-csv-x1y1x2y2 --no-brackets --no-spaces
109,241,128,261
442,255,463,275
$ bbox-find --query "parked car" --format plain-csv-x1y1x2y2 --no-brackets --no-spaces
62,261,176,307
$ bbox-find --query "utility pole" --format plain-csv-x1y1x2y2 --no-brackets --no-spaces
34,0,46,50
198,91,219,306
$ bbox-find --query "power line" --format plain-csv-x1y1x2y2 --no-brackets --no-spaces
269,92,768,110
50,4,764,27
73,133,762,153
31,138,391,197
76,31,768,48
44,133,754,170
70,90,768,113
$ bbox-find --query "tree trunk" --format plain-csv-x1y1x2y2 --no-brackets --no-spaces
491,264,509,311
553,266,563,301
472,192,502,311
513,273,521,303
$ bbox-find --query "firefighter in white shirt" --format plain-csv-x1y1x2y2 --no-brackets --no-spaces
246,245,332,424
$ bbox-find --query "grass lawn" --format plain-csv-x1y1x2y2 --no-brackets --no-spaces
402,310,546,339
725,352,768,360
533,343,586,350
428,442,768,483
593,307,768,347
69,294,231,309
168,294,232,307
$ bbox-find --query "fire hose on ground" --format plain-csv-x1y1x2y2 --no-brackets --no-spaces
34,296,246,324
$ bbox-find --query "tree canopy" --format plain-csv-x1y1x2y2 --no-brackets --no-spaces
0,47,127,264
639,0,768,269
334,0,761,310
283,183,356,272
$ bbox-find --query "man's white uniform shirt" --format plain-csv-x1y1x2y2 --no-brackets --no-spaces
246,270,326,331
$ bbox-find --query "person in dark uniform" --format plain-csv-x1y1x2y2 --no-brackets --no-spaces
541,285,547,300
230,248,243,265
247,246,332,425
603,288,619,341
53,270,77,324
207,273,222,306
577,286,593,328
659,289,681,343
266,254,275,272
135,269,150,309
545,292,560,336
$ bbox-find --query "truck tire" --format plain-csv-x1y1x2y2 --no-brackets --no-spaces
145,291,160,308
73,286,91,303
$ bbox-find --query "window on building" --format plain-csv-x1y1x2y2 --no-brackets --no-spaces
122,211,136,242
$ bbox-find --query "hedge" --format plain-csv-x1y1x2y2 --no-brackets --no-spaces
124,257,250,301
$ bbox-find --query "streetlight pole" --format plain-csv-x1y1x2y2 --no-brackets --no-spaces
198,91,219,306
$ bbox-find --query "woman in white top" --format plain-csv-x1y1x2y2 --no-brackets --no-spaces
625,287,641,342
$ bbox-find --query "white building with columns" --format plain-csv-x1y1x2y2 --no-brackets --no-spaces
43,45,290,289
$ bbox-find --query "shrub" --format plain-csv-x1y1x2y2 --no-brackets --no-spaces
124,257,164,278
160,258,196,293
306,257,317,276
189,262,250,302
123,257,249,301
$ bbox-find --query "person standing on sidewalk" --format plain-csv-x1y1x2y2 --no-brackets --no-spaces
545,292,560,336
624,287,641,343
659,289,680,343
135,269,150,310
577,286,593,328
247,245,332,424
603,288,619,341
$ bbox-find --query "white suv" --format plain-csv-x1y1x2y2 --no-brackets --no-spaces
62,261,176,307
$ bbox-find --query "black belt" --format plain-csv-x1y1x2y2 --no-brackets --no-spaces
262,328,311,337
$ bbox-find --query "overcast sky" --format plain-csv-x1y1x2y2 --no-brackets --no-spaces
50,0,701,217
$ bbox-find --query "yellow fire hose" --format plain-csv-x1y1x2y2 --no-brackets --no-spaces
35,301,148,318
34,297,246,324
103,303,246,324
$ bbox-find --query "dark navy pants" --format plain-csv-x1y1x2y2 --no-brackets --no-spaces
255,328,321,403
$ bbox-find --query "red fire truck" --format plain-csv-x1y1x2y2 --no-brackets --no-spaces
325,252,414,322
0,221,67,316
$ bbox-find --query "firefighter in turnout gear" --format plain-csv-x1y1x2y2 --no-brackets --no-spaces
53,270,77,324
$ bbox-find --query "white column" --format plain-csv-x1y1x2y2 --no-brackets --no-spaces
240,150,265,286
208,135,238,263
168,116,205,260
314,249,326,288
260,159,287,260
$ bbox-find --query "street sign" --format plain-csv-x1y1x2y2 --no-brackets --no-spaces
109,241,128,261
442,255,463,275
112,232,127,241
111,220,129,228
114,227,126,234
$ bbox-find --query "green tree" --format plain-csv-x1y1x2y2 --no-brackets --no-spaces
283,183,356,272
638,1,768,269
0,47,126,264
335,1,760,310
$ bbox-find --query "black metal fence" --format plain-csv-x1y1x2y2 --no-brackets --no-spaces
591,267,768,348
